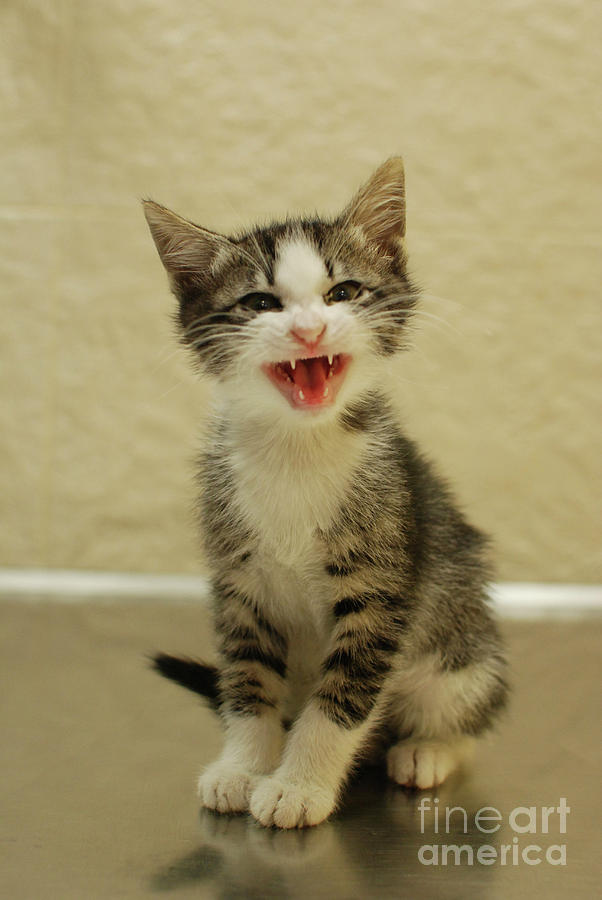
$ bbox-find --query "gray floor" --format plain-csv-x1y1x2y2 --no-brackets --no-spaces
1,599,600,899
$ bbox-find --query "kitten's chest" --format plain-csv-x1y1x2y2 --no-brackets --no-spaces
229,427,367,562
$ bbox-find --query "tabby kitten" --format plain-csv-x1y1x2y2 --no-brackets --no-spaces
144,158,508,829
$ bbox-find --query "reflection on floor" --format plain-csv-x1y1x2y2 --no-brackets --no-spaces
0,599,599,899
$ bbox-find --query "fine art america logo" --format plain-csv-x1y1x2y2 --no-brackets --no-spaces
417,798,570,866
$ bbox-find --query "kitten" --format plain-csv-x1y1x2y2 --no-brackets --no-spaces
143,158,508,829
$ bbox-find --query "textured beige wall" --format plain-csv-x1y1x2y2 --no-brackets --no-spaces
1,0,600,582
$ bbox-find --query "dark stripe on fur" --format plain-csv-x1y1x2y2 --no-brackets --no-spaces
219,669,278,715
326,562,355,577
316,687,375,728
227,623,261,643
229,690,276,713
250,607,288,651
326,549,381,578
222,644,287,678
365,633,399,653
323,645,393,681
215,584,287,652
333,596,368,618
318,628,398,727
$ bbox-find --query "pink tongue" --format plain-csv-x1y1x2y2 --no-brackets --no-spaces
293,358,327,393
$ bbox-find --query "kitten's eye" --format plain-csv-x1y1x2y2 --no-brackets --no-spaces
238,292,282,312
324,281,362,304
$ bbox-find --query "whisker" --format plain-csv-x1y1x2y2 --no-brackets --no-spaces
155,382,186,402
150,344,187,372
421,291,465,309
189,336,244,351
184,322,248,341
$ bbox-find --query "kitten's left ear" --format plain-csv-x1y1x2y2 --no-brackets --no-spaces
142,200,232,278
342,157,406,251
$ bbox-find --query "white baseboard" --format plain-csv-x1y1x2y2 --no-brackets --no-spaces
0,568,600,619
488,582,602,619
0,568,211,603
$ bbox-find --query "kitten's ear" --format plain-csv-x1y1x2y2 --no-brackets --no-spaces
342,157,406,250
142,200,231,277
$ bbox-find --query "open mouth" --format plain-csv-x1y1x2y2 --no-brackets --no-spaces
262,354,351,410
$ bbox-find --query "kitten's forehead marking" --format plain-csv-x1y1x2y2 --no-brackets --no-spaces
274,238,329,305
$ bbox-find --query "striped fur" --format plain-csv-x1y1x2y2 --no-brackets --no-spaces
144,159,509,829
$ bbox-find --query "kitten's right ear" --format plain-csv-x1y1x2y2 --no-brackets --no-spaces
142,200,231,277
342,157,406,252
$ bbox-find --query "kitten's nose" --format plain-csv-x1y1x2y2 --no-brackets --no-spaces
290,324,326,351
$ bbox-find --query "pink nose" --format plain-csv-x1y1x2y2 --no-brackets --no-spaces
290,325,326,349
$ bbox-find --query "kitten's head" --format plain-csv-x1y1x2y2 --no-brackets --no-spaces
144,158,417,423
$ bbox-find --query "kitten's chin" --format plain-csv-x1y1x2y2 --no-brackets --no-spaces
261,354,351,413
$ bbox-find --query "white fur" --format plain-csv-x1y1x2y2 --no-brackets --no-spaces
386,737,475,789
273,239,330,312
227,422,373,564
249,701,375,828
198,712,285,813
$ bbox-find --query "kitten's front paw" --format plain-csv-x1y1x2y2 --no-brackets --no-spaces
249,774,337,829
198,761,259,814
387,737,475,789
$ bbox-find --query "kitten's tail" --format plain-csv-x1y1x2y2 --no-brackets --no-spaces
151,653,221,711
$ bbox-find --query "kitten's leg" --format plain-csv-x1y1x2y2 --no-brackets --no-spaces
249,594,402,828
248,700,374,828
385,654,507,789
199,582,289,814
200,711,285,813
